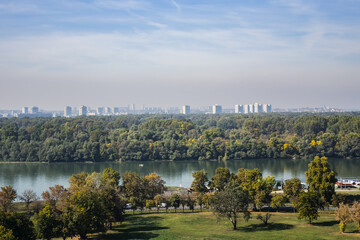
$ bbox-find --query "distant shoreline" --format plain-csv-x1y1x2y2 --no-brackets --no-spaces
1,157,360,164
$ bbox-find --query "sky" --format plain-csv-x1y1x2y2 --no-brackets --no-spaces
0,0,360,110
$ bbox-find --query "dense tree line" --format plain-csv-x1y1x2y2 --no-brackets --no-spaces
0,168,167,239
1,114,360,162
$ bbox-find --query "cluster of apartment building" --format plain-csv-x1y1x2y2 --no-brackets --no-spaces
235,103,272,114
0,103,272,118
64,105,181,117
66,105,136,117
181,103,272,114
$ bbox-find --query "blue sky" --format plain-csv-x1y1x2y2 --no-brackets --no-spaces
0,0,360,109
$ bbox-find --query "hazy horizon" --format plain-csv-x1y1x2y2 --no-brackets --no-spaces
1,0,360,110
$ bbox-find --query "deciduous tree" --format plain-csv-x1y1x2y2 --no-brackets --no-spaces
191,170,209,193
305,156,337,204
0,186,17,212
351,201,360,232
170,193,181,213
295,192,320,224
335,203,352,233
210,167,230,191
142,173,166,199
19,190,38,211
271,194,286,212
0,225,15,240
283,178,303,200
33,205,61,240
210,181,250,230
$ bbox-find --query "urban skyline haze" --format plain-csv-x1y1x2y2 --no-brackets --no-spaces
0,0,359,109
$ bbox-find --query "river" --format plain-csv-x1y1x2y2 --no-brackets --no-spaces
0,158,359,197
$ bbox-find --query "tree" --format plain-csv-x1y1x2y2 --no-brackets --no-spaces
41,185,69,210
191,170,208,193
33,205,61,240
283,178,303,200
170,193,181,213
0,211,35,240
142,173,166,199
210,181,250,230
196,193,205,211
101,168,120,187
122,172,142,199
271,194,286,212
187,196,195,212
129,197,139,215
237,168,274,209
180,194,188,213
210,167,230,190
68,172,89,192
254,191,267,211
153,195,163,213
0,186,17,212
331,194,346,208
19,190,38,211
202,192,212,209
146,200,154,213
335,203,352,233
163,197,171,213
305,156,337,204
351,201,360,232
0,225,15,240
295,192,320,224
256,213,272,225
66,189,107,239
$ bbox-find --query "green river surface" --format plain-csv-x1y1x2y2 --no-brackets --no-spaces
0,158,359,196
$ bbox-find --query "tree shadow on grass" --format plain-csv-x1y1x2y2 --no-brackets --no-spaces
94,216,169,240
237,223,294,232
312,220,338,227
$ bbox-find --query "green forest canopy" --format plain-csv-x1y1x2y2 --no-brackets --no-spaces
1,113,360,162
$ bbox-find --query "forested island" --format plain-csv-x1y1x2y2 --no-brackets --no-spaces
1,113,360,162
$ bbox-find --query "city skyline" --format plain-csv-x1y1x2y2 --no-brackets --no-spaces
2,102,350,118
0,1,360,109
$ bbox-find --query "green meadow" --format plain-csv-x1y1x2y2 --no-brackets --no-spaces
78,211,360,240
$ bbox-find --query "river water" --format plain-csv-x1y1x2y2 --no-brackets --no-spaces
0,158,359,197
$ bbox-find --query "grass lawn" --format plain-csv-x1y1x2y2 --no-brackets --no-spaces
81,211,360,240
336,189,360,195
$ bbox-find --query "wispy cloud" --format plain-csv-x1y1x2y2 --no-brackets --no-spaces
169,0,181,11
0,3,40,13
0,0,360,108
94,0,149,10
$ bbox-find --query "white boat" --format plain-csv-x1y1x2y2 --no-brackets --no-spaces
337,179,360,188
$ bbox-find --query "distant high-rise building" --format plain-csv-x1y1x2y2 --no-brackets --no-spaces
64,106,72,117
105,107,112,115
182,105,190,114
254,103,263,113
79,105,87,116
130,104,135,113
248,104,254,113
97,107,104,115
235,104,243,113
113,107,119,114
244,105,249,114
212,104,222,114
22,107,28,114
30,106,39,114
263,104,272,113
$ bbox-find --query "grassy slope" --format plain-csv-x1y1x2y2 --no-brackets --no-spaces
89,211,360,240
